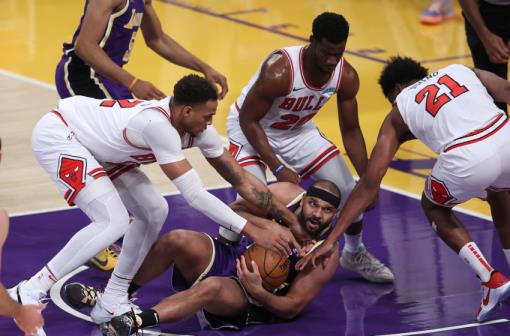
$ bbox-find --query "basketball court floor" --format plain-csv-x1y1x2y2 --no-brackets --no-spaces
1,0,509,335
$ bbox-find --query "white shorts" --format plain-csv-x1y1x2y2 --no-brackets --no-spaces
424,115,510,206
227,118,338,178
31,112,137,205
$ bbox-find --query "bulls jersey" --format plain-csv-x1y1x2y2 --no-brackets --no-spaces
55,96,224,165
63,0,144,66
228,46,343,132
396,64,505,153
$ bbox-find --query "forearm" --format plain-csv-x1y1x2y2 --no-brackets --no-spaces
459,0,490,37
342,130,368,177
0,284,20,318
74,42,134,87
150,34,211,73
249,289,301,319
234,172,295,225
240,121,281,171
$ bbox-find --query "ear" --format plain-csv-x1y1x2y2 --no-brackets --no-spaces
182,105,193,117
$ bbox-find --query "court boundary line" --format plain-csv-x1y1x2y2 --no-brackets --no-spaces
375,318,509,336
1,67,492,223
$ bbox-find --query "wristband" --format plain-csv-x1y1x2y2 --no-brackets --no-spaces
272,163,285,175
128,78,138,91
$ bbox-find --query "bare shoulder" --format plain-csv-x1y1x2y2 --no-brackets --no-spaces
256,51,292,97
87,0,125,11
268,182,304,205
338,60,359,99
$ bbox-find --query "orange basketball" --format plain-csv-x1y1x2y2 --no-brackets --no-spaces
243,244,290,292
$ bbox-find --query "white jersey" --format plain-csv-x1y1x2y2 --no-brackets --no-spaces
396,64,505,153
227,45,343,132
56,96,224,165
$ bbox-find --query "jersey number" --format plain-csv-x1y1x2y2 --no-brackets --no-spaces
414,74,468,117
270,112,317,130
100,99,142,108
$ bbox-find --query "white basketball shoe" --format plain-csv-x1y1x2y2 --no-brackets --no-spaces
8,280,47,336
477,271,510,322
90,294,141,324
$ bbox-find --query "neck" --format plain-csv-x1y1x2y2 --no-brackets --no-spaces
169,98,184,136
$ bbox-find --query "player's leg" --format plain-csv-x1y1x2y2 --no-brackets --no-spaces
280,125,394,283
423,148,510,321
132,230,214,292
101,277,247,334
10,113,130,335
91,168,168,322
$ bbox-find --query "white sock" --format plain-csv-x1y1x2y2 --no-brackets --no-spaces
459,242,493,283
103,272,131,300
344,232,363,253
503,249,510,267
25,265,57,293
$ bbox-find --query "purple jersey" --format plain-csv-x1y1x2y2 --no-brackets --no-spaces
56,0,145,99
63,0,145,66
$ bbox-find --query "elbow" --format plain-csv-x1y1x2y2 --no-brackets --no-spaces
281,305,304,320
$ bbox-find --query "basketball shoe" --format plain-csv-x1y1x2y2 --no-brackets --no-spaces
340,246,394,283
91,294,141,324
100,310,140,336
89,244,121,272
477,271,510,322
7,280,47,336
65,282,102,309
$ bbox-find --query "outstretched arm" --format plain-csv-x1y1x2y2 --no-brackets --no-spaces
0,210,46,335
141,0,228,98
208,151,308,244
297,107,408,269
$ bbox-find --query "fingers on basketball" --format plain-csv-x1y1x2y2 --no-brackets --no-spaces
244,244,290,292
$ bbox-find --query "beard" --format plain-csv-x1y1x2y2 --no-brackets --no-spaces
298,211,328,238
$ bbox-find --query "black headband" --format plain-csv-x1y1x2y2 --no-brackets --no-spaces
306,186,341,208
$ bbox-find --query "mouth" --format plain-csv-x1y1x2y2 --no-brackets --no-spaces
307,219,320,230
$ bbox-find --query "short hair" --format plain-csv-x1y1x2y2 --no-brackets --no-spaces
312,12,349,44
379,56,428,99
173,74,218,106
310,179,341,199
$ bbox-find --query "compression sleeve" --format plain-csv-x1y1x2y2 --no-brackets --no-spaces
172,169,247,233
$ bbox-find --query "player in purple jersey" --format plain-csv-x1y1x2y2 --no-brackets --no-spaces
65,180,340,334
55,0,227,100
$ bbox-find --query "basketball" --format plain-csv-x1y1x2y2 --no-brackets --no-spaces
243,244,290,292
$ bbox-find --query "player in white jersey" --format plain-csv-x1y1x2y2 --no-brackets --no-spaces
8,75,303,335
226,12,394,283
298,56,510,322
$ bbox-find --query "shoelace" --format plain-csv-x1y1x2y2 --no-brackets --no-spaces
82,285,101,305
354,250,385,272
128,307,142,336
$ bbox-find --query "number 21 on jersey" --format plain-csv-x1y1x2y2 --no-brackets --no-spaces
415,74,469,117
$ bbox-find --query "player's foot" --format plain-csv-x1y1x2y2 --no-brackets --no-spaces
420,5,456,25
88,244,121,272
65,282,102,309
477,271,510,322
100,310,140,336
91,295,141,324
340,246,394,283
7,280,47,336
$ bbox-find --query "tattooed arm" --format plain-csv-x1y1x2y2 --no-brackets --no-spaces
207,150,304,235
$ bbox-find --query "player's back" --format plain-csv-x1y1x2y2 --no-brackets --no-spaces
57,96,170,163
396,64,504,153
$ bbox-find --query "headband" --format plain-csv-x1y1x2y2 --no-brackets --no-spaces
306,186,341,208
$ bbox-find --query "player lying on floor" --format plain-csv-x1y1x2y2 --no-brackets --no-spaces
66,180,341,334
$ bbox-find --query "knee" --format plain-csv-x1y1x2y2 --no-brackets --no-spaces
195,277,223,301
157,229,189,252
146,198,169,230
